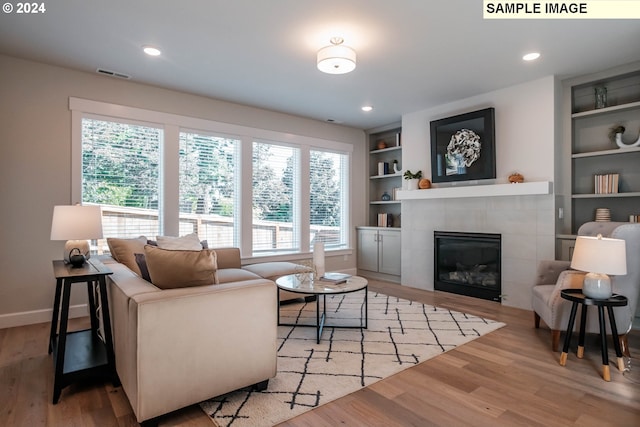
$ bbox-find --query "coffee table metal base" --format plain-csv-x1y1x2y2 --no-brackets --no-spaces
277,287,368,344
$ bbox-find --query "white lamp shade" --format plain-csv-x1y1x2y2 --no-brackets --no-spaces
51,205,104,240
570,235,627,275
317,44,356,74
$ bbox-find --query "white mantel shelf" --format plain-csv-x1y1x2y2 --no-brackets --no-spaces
397,181,553,200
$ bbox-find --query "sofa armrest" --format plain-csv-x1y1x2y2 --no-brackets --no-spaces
124,278,277,422
535,260,572,286
211,247,242,269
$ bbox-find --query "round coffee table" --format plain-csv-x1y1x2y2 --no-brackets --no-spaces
275,274,368,344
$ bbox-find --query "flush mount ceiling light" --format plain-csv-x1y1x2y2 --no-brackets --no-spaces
523,52,540,61
143,46,162,56
361,105,373,112
317,37,356,74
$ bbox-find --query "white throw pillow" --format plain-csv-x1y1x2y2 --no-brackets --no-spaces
156,233,203,250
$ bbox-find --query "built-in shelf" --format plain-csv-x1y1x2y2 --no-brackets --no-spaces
370,146,402,154
572,192,640,199
572,146,640,158
397,181,552,200
370,201,401,205
370,173,401,180
572,100,640,118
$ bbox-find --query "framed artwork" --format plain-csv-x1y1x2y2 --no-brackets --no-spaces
430,107,496,183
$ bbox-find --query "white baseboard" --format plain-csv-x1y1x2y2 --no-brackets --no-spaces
0,304,88,330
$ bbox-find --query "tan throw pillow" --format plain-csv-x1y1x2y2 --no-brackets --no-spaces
144,245,219,289
156,233,203,250
106,236,148,276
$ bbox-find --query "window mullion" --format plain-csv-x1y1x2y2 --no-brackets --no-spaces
240,137,253,256
162,125,180,237
299,147,311,252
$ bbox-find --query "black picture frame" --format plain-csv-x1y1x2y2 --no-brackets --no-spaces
430,107,496,183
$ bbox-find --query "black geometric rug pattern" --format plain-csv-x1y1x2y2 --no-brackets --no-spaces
200,291,505,427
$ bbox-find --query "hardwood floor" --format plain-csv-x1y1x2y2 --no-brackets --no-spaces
1,280,638,426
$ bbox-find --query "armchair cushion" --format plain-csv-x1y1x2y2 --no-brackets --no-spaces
535,260,571,286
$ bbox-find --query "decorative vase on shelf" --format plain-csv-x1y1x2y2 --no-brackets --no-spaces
393,160,400,174
381,191,391,201
594,86,607,109
615,131,640,149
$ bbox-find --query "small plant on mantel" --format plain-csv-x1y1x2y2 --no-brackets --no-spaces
403,170,422,180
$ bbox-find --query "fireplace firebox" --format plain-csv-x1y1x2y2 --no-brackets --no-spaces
434,231,501,302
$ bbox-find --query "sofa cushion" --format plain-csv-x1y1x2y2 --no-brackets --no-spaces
156,233,203,250
217,268,262,284
147,238,209,249
144,245,219,289
243,262,310,281
134,253,152,282
107,236,148,277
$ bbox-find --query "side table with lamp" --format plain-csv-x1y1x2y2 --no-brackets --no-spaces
49,204,119,403
559,233,628,381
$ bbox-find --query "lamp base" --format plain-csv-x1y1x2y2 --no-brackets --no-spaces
582,272,612,299
63,240,91,265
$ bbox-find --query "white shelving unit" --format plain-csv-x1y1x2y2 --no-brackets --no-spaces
367,125,402,228
560,64,640,235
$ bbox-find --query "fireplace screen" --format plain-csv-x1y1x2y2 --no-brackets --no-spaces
434,231,501,302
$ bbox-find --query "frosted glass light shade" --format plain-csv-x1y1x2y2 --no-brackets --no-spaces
570,234,627,299
317,44,356,74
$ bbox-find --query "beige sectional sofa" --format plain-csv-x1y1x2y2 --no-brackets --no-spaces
104,245,309,424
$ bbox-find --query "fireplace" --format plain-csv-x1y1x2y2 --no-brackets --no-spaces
434,231,501,302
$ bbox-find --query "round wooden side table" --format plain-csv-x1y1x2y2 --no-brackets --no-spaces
559,288,628,381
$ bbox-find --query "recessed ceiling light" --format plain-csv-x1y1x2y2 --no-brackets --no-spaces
143,46,162,56
523,52,540,61
362,106,373,112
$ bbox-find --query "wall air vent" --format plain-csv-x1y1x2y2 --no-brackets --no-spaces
96,68,131,79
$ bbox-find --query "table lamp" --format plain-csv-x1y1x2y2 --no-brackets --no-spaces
51,204,103,267
570,234,627,299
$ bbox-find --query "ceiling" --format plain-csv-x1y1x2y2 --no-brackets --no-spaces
1,1,639,130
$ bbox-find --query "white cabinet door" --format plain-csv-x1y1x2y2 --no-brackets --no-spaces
378,229,401,276
357,228,379,272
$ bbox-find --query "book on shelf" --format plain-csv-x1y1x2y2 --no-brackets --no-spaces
594,173,619,194
320,272,351,284
630,215,640,223
377,213,394,227
392,187,401,200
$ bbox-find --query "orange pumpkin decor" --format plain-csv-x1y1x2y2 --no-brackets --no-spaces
508,173,524,183
418,178,432,189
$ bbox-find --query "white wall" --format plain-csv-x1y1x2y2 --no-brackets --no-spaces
0,54,367,327
399,76,558,310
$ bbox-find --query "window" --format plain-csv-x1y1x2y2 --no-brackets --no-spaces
81,117,162,240
252,141,300,254
179,131,240,247
73,98,352,259
309,150,349,249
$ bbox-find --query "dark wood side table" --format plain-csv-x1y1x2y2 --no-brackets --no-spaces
49,258,119,403
559,288,628,381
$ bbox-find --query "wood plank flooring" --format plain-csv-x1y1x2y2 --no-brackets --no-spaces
1,280,638,426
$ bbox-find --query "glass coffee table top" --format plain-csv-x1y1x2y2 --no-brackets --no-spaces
275,274,368,295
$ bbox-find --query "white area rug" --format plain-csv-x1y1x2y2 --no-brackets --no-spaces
200,291,505,426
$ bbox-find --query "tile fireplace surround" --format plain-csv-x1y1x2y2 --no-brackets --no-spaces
401,193,555,310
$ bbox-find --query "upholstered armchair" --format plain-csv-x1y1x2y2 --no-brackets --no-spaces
532,222,640,354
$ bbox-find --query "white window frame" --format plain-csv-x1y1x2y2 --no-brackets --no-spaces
70,97,353,261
